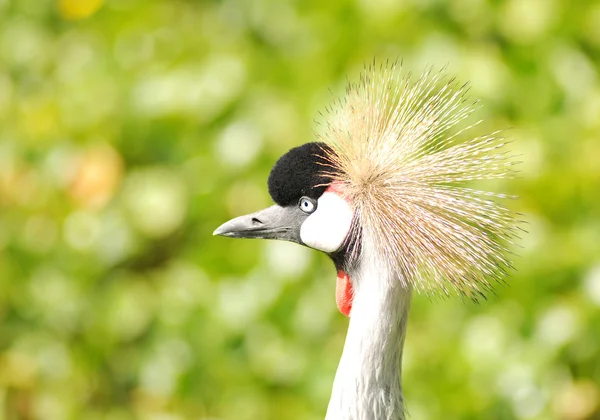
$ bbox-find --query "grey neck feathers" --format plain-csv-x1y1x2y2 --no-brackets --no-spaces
326,246,412,420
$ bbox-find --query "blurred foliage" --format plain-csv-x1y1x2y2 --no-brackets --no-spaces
0,0,599,419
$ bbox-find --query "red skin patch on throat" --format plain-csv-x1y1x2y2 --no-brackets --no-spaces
328,183,353,316
324,182,353,315
336,270,354,317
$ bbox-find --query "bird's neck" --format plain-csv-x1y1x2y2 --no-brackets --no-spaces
326,258,411,420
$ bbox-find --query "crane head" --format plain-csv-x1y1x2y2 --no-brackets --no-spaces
214,142,357,316
213,142,354,256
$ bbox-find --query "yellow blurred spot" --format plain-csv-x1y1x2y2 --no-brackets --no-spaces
70,144,123,210
0,351,38,389
58,0,104,20
554,380,600,420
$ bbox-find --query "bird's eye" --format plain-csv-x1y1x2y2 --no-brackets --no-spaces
299,197,317,214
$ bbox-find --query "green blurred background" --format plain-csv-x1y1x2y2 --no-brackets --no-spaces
0,0,599,419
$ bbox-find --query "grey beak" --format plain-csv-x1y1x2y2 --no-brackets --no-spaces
213,205,307,243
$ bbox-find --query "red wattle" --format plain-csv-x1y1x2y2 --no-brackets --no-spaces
336,270,353,317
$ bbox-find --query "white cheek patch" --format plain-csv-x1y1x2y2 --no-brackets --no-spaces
300,192,353,253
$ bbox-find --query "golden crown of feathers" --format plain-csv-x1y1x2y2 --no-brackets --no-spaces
317,61,520,297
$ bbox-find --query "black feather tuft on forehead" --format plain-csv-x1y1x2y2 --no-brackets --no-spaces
268,142,336,206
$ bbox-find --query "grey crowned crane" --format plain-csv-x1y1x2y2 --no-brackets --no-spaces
214,63,518,420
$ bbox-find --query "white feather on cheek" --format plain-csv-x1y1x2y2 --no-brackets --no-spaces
300,192,353,253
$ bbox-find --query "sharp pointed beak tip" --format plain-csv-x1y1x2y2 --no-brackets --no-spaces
213,220,237,237
213,213,260,239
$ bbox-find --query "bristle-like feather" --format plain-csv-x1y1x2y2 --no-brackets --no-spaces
317,62,519,296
